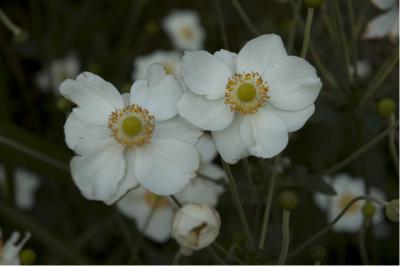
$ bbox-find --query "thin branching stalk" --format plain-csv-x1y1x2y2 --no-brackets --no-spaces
212,243,245,265
214,0,229,50
0,8,24,36
388,114,399,175
221,160,255,250
208,246,227,265
170,195,183,208
288,195,388,258
288,0,302,53
301,7,314,58
172,250,182,265
259,157,279,249
359,218,370,265
230,0,260,36
242,158,255,190
321,120,399,176
278,210,291,265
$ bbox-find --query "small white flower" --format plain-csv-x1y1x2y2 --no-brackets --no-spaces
132,50,182,81
349,60,372,80
172,204,221,255
363,0,399,40
178,34,322,163
14,168,40,210
314,173,386,233
163,10,205,51
0,230,31,265
36,54,80,95
60,64,201,204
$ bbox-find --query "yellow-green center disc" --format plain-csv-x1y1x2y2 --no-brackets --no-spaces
122,116,143,136
237,83,256,102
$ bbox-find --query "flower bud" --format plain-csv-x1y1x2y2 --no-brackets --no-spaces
172,204,221,255
278,190,299,211
308,244,326,262
19,248,36,265
377,98,396,118
385,199,399,222
362,201,376,219
304,0,324,8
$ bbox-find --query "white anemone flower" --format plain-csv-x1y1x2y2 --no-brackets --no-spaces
172,204,221,255
163,10,205,51
36,54,80,95
0,230,31,265
314,173,386,233
14,168,41,210
60,64,201,204
132,50,182,81
349,59,372,80
363,0,399,40
178,34,322,164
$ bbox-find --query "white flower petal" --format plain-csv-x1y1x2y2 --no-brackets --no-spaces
60,72,124,125
363,9,397,39
371,0,395,10
263,104,315,132
70,139,126,204
153,116,202,144
213,49,238,73
212,116,249,164
240,109,288,159
264,56,322,111
134,139,199,195
178,92,234,131
64,113,111,155
130,64,182,121
236,34,287,74
195,134,217,163
182,51,231,100
198,163,226,180
175,178,224,206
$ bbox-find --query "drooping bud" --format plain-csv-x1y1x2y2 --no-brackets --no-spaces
278,190,299,211
385,199,399,222
19,248,36,265
172,204,221,255
362,201,376,219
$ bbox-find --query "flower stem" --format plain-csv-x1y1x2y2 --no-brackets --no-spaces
214,0,229,50
172,250,182,265
321,120,399,176
0,8,23,36
221,160,254,250
170,195,183,208
212,243,246,264
242,158,255,190
388,114,399,175
207,246,227,265
288,195,388,258
288,0,302,53
230,0,260,36
258,158,279,249
301,7,314,58
358,218,370,265
278,210,291,265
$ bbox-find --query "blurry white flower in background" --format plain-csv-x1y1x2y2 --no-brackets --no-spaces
314,173,386,233
172,204,221,255
132,50,182,81
14,168,40,210
349,59,372,80
178,34,322,164
363,0,399,40
36,54,80,95
60,65,201,205
163,10,205,51
0,230,31,265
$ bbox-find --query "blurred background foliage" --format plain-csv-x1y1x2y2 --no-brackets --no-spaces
0,0,398,264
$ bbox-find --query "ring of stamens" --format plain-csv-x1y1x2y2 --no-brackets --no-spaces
108,104,155,149
224,71,269,115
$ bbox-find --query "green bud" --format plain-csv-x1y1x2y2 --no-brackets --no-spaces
304,0,324,8
308,244,326,262
19,248,36,265
278,190,299,211
362,201,376,218
377,98,396,118
56,97,73,113
385,199,399,222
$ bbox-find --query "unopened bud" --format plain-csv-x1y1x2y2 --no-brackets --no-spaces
304,0,324,8
362,201,376,219
278,190,299,211
20,248,36,265
385,199,399,222
377,98,396,118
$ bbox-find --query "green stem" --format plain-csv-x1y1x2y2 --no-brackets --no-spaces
212,243,245,264
278,210,291,265
0,8,23,35
221,160,254,250
207,246,227,265
359,218,370,265
388,115,399,175
230,0,260,36
214,0,229,50
288,0,302,54
258,158,279,249
172,250,182,265
242,158,255,190
288,195,388,258
321,120,399,176
301,7,314,58
170,195,183,208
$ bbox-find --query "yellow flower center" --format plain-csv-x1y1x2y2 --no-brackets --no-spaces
180,26,194,40
122,116,143,136
144,191,170,209
108,104,155,149
163,63,174,75
338,193,359,214
224,72,269,115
